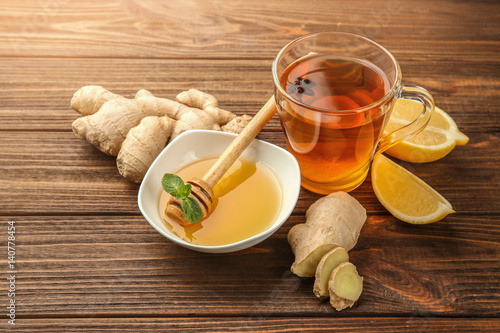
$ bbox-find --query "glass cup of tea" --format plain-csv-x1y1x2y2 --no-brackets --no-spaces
272,32,434,194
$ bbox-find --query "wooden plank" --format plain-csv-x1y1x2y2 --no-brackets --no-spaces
0,0,498,326
6,215,499,317
1,131,498,215
0,57,498,132
11,317,500,332
0,0,498,59
0,58,277,131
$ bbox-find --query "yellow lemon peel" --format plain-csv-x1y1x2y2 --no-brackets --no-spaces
371,153,454,224
384,99,469,163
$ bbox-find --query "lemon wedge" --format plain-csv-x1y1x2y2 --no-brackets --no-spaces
384,99,469,163
371,153,454,224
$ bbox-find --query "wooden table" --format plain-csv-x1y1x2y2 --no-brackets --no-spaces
1,0,499,331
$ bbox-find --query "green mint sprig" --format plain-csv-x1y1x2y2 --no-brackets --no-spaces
161,173,203,223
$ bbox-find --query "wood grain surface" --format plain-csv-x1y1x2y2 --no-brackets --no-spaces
0,0,499,331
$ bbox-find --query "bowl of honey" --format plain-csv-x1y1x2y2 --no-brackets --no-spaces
138,129,301,253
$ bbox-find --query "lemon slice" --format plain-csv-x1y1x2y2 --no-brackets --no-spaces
371,153,454,224
384,99,469,163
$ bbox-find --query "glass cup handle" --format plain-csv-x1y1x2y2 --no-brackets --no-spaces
376,85,435,154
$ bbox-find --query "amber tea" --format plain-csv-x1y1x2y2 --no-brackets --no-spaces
281,55,389,111
273,32,435,194
278,55,391,193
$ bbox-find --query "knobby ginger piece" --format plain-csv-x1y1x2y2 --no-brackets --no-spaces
72,90,171,156
71,85,120,116
176,88,234,124
117,116,176,183
222,115,253,133
287,191,366,277
176,89,252,134
71,86,252,183
328,262,363,311
72,87,239,156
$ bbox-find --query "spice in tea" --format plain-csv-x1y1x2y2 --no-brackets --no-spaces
159,157,282,246
279,55,392,192
283,55,389,110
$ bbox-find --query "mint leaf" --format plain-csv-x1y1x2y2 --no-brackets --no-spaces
161,173,203,223
177,184,192,200
181,197,203,223
161,173,185,197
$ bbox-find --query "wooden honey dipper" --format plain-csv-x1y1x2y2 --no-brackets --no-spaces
166,96,277,226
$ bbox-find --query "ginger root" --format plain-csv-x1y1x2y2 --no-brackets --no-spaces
222,114,253,134
71,85,120,116
116,116,175,184
313,246,349,299
288,191,366,311
328,262,363,311
71,86,251,183
288,191,366,277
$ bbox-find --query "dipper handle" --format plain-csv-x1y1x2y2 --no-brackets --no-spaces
202,95,277,188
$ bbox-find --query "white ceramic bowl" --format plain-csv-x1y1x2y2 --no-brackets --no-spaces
138,129,301,253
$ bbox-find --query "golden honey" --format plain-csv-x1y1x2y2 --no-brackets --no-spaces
159,157,282,246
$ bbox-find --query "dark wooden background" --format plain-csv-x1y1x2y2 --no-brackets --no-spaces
1,0,499,331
